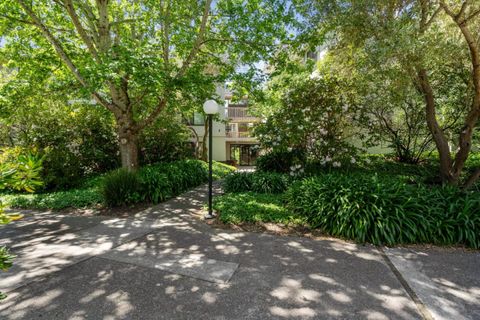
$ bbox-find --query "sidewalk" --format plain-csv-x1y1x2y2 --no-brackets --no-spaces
0,184,478,319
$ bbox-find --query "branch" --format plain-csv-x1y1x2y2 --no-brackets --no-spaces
177,0,212,78
0,13,34,25
136,97,168,131
95,0,111,54
161,0,171,67
16,0,115,113
463,167,480,189
457,0,471,20
64,0,99,60
423,6,442,31
464,8,480,23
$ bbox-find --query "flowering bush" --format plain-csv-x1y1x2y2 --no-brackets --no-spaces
254,74,364,169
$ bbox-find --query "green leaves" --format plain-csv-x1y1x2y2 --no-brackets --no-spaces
284,172,480,248
223,171,291,194
0,148,44,193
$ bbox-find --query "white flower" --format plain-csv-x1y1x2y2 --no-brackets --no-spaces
333,161,341,168
325,156,332,162
342,105,349,112
290,166,296,171
298,125,304,130
309,70,321,79
351,157,356,164
296,164,302,169
286,120,292,124
290,172,295,176
287,147,293,152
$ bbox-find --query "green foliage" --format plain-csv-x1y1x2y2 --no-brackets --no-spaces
0,0,293,171
211,161,237,180
24,108,119,190
2,160,236,209
213,192,305,225
102,169,142,207
0,147,44,192
223,172,291,194
1,188,103,210
285,173,480,248
0,245,14,300
254,72,362,168
256,149,306,174
138,160,208,204
139,113,193,165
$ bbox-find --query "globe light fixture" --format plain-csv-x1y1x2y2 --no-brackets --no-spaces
203,99,219,219
203,99,219,114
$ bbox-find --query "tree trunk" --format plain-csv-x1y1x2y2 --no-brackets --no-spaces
119,134,139,171
416,68,454,183
117,118,139,171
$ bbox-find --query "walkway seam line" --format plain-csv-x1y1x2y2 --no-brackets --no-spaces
379,247,434,320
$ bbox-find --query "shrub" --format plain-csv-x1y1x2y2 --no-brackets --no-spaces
138,159,211,204
212,161,237,179
102,169,141,207
0,148,44,192
138,114,193,165
223,172,253,193
256,149,305,173
285,172,480,248
213,192,305,225
223,172,291,194
9,107,119,190
253,74,361,167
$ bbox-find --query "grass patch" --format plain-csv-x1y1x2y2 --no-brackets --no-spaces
213,192,306,225
0,187,102,210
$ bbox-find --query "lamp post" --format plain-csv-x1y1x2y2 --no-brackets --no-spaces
203,99,219,219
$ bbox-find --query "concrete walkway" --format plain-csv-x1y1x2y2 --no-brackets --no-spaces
0,184,478,320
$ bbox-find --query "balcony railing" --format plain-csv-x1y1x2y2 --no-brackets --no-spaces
227,107,259,121
226,131,254,138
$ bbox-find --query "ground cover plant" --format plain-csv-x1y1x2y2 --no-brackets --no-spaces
1,160,235,210
285,172,480,248
223,171,291,194
215,155,480,249
213,192,305,225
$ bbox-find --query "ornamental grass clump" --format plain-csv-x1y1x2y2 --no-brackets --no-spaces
285,172,480,248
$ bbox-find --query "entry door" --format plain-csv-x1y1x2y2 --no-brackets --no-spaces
230,144,259,166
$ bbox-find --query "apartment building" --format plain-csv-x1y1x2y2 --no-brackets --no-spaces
187,94,261,166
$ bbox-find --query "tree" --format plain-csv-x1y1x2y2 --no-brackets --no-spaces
0,0,292,170
295,0,480,186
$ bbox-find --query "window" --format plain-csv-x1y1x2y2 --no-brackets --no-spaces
185,112,205,126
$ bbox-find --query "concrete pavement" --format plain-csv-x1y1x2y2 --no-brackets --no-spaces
0,184,478,319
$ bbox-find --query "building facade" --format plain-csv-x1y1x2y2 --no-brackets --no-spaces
187,97,261,166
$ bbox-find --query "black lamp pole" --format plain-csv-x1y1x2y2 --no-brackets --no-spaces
207,113,213,218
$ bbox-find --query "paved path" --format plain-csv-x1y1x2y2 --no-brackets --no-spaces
0,184,478,320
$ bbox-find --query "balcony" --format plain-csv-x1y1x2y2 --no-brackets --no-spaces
227,107,259,122
226,131,256,140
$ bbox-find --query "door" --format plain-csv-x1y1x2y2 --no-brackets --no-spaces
230,144,259,166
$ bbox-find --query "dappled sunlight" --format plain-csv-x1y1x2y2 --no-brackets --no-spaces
2,182,477,319
269,306,317,318
286,241,314,253
270,277,321,304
